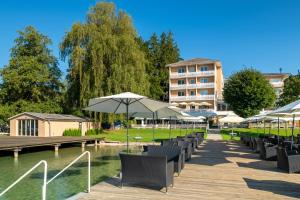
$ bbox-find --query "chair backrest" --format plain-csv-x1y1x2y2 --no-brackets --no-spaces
177,140,191,149
161,140,177,146
147,145,182,161
119,153,167,183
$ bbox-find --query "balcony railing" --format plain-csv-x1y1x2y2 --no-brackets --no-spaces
170,83,215,90
170,95,215,101
170,70,214,78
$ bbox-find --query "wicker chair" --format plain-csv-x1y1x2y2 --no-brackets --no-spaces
119,153,174,192
177,140,192,161
277,146,300,173
147,145,183,175
254,137,261,153
259,141,277,160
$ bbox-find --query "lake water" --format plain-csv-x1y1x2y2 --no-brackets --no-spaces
0,145,128,200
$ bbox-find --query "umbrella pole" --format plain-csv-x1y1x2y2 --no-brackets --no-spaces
152,112,155,144
256,119,258,134
285,121,288,137
185,121,188,135
180,120,182,136
126,103,129,153
263,120,266,134
277,116,280,144
169,116,171,139
292,114,295,147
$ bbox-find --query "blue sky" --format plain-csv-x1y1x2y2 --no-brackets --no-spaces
0,0,299,77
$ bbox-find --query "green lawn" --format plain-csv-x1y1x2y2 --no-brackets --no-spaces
221,127,300,141
90,128,206,142
221,133,240,141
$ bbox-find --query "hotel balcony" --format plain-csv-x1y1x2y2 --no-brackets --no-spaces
170,83,215,90
170,95,215,101
170,70,215,78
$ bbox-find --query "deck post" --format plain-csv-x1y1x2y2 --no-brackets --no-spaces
54,144,60,152
13,148,21,158
81,142,86,151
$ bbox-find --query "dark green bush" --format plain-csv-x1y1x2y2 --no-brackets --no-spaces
85,128,103,136
63,129,82,136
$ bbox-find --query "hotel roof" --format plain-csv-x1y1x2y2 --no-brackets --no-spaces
166,58,220,67
262,73,290,77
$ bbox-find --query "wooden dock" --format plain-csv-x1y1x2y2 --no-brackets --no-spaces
77,137,300,200
0,136,99,157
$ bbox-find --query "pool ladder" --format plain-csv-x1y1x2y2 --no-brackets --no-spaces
0,151,91,200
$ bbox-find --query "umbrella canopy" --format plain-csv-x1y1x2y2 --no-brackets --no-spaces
130,106,184,119
181,116,205,122
170,102,179,106
85,92,168,114
198,102,212,106
84,92,169,151
179,102,188,105
219,115,244,123
270,99,300,114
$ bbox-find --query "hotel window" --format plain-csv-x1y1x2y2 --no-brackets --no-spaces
189,79,196,84
178,79,185,85
190,91,196,96
200,66,208,71
189,66,196,72
200,90,208,95
190,105,196,110
200,78,208,83
178,91,185,96
178,67,185,73
18,119,38,136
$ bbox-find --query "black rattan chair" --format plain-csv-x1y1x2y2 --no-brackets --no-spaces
259,141,277,160
147,145,183,175
277,146,300,173
119,153,174,192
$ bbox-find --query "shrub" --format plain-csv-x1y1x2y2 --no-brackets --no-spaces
63,129,82,136
85,128,103,136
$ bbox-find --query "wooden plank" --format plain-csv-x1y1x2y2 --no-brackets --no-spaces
78,139,300,200
0,136,98,150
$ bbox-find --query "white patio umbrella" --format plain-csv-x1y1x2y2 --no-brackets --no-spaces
219,114,244,134
130,106,184,139
84,92,169,152
179,102,188,105
267,99,300,145
199,102,212,106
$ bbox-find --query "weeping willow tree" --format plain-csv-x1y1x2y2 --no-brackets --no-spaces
60,2,150,122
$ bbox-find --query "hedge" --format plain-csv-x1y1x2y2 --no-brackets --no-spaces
63,129,82,136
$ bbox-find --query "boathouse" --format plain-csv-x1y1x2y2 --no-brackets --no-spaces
9,112,95,137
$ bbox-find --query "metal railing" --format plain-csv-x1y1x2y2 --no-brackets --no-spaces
46,151,91,193
0,160,48,200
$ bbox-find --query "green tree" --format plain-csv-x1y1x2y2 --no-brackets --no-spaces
141,32,180,101
223,68,276,118
278,75,300,106
60,2,150,114
0,26,63,124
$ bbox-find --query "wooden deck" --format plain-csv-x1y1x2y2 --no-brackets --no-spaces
78,135,300,200
0,136,98,151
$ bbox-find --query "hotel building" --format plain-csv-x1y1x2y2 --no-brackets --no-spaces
167,58,224,112
263,73,289,98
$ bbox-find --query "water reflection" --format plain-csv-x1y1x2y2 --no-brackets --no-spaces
0,145,125,200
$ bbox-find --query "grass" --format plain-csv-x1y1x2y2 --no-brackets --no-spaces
221,127,300,141
87,128,206,142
